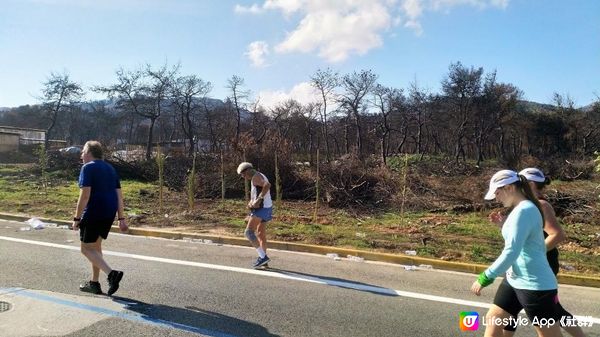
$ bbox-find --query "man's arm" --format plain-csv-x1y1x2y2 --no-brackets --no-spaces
259,181,271,199
116,188,128,231
73,187,91,229
116,188,125,219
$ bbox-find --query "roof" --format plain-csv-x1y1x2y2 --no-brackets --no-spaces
0,131,21,136
0,125,46,133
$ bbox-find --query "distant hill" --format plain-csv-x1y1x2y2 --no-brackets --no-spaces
516,100,598,114
580,102,598,113
2,99,592,119
77,97,228,111
0,97,255,122
516,100,556,114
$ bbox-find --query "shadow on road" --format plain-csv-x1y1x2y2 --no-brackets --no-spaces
112,296,282,337
263,267,398,297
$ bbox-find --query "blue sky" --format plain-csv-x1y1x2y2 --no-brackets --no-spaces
0,0,598,108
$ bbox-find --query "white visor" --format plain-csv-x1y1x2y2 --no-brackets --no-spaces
484,170,520,200
518,168,546,183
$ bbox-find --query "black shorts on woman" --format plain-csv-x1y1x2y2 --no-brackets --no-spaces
494,278,561,326
502,238,574,331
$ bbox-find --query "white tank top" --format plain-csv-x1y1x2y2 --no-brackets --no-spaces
251,172,273,208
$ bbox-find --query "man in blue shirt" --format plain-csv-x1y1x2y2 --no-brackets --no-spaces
73,141,128,296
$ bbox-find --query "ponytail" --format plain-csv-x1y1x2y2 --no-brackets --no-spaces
516,175,545,226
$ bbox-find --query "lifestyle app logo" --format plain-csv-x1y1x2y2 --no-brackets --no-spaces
460,312,479,331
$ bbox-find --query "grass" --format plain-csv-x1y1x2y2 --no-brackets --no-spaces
0,163,598,277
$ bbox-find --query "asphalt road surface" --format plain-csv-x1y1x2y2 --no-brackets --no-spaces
0,219,598,337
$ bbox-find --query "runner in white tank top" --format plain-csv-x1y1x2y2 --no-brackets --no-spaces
251,172,273,208
237,162,273,268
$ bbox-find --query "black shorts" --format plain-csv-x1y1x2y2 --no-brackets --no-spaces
79,218,114,243
493,278,560,325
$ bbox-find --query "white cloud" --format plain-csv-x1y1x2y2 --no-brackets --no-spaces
275,1,394,62
257,81,320,109
403,0,423,19
236,0,509,61
263,0,304,15
234,4,264,14
245,41,270,68
402,0,424,35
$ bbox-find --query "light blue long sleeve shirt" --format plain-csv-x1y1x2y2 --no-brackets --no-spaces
484,200,557,290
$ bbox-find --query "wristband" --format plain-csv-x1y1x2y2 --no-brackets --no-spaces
73,217,81,221
477,272,494,287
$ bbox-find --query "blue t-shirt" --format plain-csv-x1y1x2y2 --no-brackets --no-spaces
484,200,557,291
78,160,121,220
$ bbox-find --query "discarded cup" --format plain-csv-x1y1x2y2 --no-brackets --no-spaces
203,239,213,244
19,226,32,231
404,265,418,271
404,250,417,256
57,225,69,230
418,264,433,270
326,253,339,259
25,218,45,229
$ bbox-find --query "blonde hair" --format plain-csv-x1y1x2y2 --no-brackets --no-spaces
84,140,103,159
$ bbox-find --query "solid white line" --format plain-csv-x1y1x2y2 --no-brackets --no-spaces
1,235,599,325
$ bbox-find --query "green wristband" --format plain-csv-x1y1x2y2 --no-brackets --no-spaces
477,272,494,287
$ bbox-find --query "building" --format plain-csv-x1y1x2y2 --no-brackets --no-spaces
0,131,20,152
0,126,46,152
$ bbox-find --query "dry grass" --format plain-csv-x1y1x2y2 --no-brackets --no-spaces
1,163,598,276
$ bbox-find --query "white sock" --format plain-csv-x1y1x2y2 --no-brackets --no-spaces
256,248,266,258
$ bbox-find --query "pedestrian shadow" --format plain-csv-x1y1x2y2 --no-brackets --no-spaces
111,296,282,337
263,267,399,297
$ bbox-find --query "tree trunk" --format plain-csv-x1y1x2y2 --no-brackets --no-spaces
380,135,387,165
353,110,363,157
146,117,157,160
344,116,350,154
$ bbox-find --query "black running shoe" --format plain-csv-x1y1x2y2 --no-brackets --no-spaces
79,281,102,294
107,270,124,296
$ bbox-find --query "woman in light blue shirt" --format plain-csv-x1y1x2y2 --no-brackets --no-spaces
471,170,563,337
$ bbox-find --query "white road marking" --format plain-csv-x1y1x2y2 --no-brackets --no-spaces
1,235,599,326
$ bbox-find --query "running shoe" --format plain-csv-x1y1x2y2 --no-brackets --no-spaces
253,255,270,268
79,281,102,294
107,270,124,296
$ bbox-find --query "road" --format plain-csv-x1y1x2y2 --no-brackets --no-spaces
0,219,598,337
